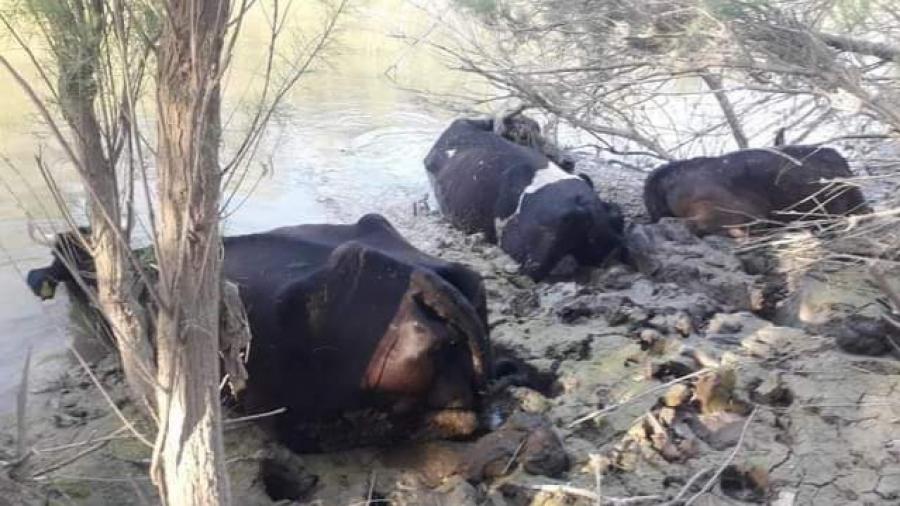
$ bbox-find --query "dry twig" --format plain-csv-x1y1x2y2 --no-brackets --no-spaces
684,407,759,505
569,368,712,428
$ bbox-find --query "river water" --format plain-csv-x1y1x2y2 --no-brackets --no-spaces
0,0,482,411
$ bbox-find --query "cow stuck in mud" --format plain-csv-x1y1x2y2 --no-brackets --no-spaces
26,215,502,451
643,145,870,237
425,114,625,281
222,214,493,450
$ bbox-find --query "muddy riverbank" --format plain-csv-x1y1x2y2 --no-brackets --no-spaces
1,152,898,506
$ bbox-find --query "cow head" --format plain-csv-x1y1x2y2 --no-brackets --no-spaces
500,177,624,281
492,112,576,172
275,240,490,434
25,227,93,301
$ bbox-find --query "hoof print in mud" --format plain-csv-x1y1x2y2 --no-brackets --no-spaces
720,464,769,503
259,458,319,502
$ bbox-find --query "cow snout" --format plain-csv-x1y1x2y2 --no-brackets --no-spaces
26,268,58,300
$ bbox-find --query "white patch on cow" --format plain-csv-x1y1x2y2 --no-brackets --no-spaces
445,148,457,159
495,162,581,238
517,162,580,212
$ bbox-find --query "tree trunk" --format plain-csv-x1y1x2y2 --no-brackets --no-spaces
55,0,157,412
154,0,231,504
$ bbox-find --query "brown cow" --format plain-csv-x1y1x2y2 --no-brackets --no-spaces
643,145,870,237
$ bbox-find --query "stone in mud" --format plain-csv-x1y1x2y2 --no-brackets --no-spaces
749,375,794,407
693,369,740,414
649,311,693,336
625,220,759,311
463,412,569,482
555,293,634,324
508,386,551,414
707,312,769,335
740,326,807,358
662,383,692,407
687,411,747,450
638,328,666,354
507,288,540,317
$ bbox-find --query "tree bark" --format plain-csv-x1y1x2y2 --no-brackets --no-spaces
55,0,157,412
154,0,231,504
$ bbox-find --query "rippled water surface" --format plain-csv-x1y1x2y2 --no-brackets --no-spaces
0,0,480,410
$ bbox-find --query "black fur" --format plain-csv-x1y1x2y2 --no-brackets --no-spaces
425,117,625,280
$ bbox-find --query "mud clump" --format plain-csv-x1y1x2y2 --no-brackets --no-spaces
772,245,900,357
464,412,569,482
625,220,760,312
5,202,900,505
720,464,770,503
259,458,318,502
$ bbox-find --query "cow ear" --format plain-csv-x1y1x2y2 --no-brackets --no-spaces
273,270,328,334
774,127,786,146
577,172,595,190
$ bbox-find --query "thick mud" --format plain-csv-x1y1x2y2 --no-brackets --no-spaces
0,157,898,506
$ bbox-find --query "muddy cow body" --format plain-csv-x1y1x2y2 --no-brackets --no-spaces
224,214,490,449
26,215,492,451
425,116,624,281
644,146,870,236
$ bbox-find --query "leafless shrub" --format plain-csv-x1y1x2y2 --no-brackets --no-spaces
398,0,899,266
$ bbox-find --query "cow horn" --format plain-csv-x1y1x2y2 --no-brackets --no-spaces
28,223,56,247
409,270,491,388
774,127,786,146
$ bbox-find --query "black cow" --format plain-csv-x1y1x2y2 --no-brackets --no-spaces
26,226,95,302
643,146,870,237
425,115,625,281
224,214,490,449
26,215,493,451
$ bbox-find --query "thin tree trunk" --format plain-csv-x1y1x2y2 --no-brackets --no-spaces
55,0,156,412
154,0,231,503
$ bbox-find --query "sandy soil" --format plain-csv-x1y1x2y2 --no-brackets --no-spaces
0,153,898,506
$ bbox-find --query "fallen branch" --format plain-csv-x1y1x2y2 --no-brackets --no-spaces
520,483,662,504
569,368,712,428
31,440,110,478
817,32,900,61
69,346,153,448
16,347,31,460
659,466,715,506
35,426,131,454
684,407,759,505
224,407,287,425
502,438,527,476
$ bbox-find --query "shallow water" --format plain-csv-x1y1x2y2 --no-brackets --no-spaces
0,0,479,411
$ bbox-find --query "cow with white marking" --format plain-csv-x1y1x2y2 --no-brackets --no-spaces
425,113,625,281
